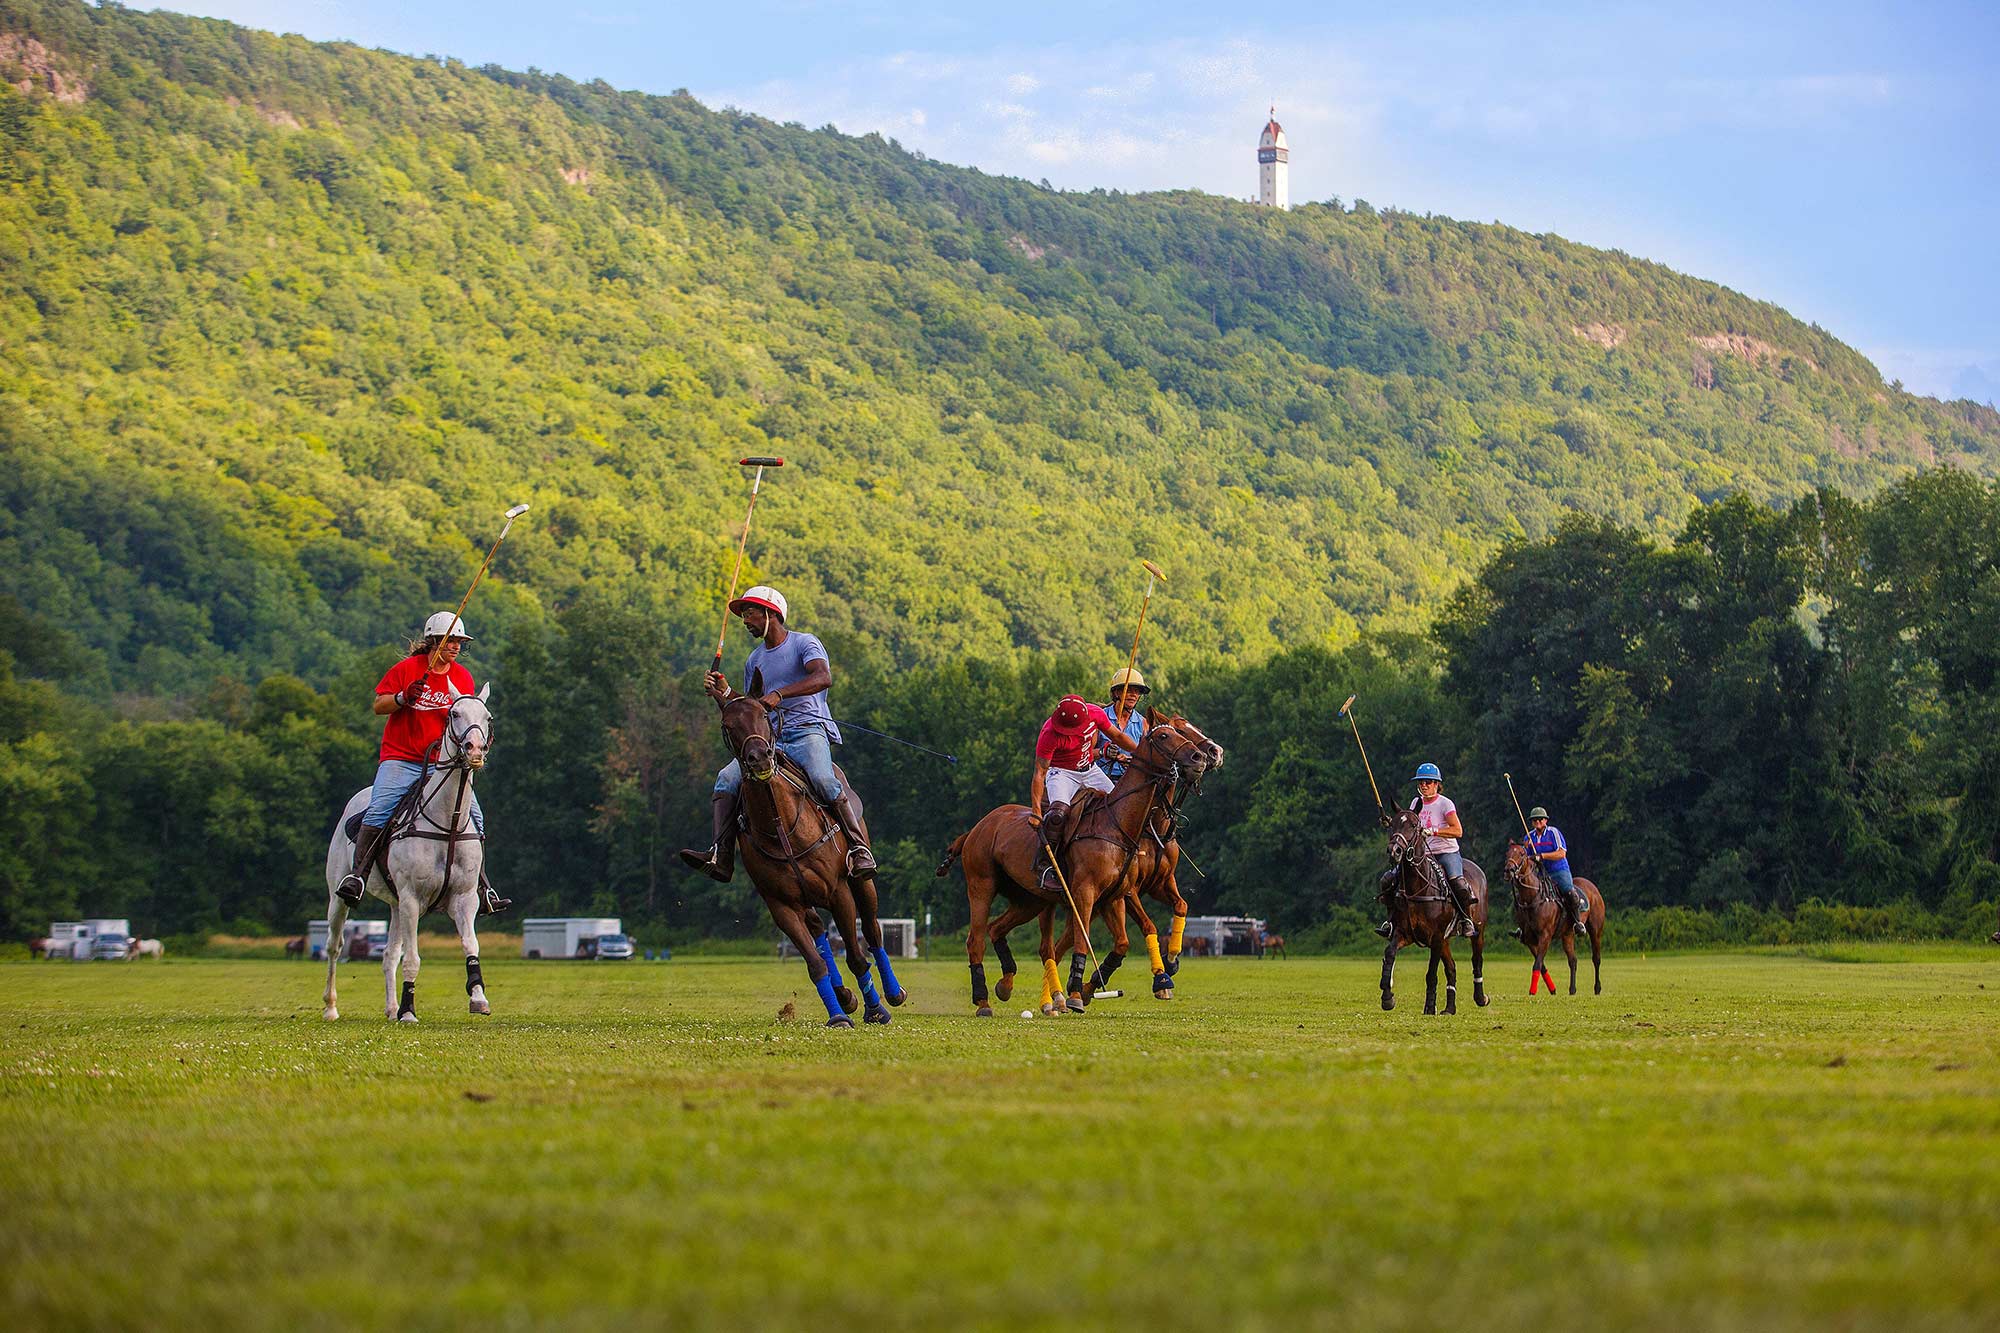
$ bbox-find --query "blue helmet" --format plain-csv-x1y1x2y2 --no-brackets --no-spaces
1411,762,1442,782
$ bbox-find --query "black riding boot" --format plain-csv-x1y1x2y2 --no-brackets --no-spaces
1568,893,1589,936
1036,803,1069,894
834,793,878,877
678,792,739,883
477,868,512,915
338,823,388,906
1447,875,1479,937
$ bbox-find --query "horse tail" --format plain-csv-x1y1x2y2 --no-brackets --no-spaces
935,832,968,878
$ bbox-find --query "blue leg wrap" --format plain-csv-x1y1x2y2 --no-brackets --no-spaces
857,963,881,1010
813,932,845,986
870,946,903,997
813,972,843,1019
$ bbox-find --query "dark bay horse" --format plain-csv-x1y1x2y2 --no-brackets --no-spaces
1502,840,1604,995
1379,807,1490,1014
938,719,1214,1017
720,696,904,1028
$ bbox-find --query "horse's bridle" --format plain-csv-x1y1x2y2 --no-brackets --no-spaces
434,697,490,770
1385,812,1447,902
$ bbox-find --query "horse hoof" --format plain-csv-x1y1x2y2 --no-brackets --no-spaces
864,1006,892,1025
1041,1002,1060,1016
322,1007,339,1022
469,999,491,1015
975,1006,994,1018
887,989,908,1007
1381,993,1395,1011
825,1014,855,1029
398,1013,419,1025
1477,994,1491,1007
836,986,859,1015
995,975,1015,1002
1066,996,1086,1014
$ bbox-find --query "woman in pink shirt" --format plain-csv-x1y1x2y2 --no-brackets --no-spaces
1376,761,1478,938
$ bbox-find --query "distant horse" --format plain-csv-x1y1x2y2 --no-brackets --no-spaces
322,685,495,1023
1258,930,1286,959
130,938,164,959
938,720,1214,1016
1504,841,1603,994
1378,806,1489,1014
1184,935,1213,958
718,695,903,1028
285,936,307,960
29,937,50,960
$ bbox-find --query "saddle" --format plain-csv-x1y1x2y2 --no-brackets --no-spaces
344,769,483,913
740,753,863,831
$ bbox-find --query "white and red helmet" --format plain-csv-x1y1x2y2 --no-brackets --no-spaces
728,585,788,621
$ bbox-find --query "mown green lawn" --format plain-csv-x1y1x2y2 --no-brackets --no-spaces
3,948,1996,1331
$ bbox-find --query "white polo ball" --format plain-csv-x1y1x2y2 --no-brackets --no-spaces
1020,1009,1034,1019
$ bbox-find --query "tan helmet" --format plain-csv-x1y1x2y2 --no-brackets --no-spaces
1108,667,1149,696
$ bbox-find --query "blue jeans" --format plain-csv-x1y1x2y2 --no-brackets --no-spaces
1432,849,1464,880
1546,862,1586,912
715,723,842,805
363,759,486,835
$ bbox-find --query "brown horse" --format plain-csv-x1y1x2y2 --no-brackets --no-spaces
718,696,901,1028
1083,712,1225,1001
285,936,307,960
1502,840,1604,995
1378,806,1490,1014
938,719,1215,1017
1258,930,1286,959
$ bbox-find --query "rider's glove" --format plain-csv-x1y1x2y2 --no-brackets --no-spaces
397,678,427,708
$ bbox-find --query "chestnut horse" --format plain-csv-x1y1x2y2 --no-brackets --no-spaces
938,719,1214,1017
1502,840,1604,995
1378,806,1490,1014
718,696,904,1028
1084,713,1225,1001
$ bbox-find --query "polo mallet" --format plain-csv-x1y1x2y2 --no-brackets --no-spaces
1502,772,1533,839
1121,560,1168,688
1035,823,1101,1006
431,503,530,672
710,457,784,676
1338,695,1384,813
836,719,956,764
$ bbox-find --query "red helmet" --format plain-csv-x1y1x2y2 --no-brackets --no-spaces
1051,695,1091,732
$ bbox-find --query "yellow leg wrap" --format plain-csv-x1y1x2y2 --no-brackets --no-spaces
1145,934,1166,975
1042,958,1061,1006
1168,914,1186,960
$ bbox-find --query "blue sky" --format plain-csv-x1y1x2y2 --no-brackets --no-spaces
168,1,1999,403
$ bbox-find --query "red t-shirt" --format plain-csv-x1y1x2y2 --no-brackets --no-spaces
1035,705,1118,771
374,655,476,762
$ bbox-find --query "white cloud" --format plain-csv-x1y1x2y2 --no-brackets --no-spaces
1006,72,1040,95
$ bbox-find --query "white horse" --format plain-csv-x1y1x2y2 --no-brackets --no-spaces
321,685,494,1023
130,938,164,959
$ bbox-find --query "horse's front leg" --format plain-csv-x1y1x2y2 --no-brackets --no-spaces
1441,940,1458,1015
390,892,422,1023
776,901,850,1029
447,890,488,1016
1472,925,1489,1007
1564,931,1579,996
1379,939,1399,1011
829,878,890,1026
1039,907,1063,1016
322,889,349,1021
1061,890,1094,1013
1085,893,1131,1003
803,906,857,1016
1424,947,1440,1015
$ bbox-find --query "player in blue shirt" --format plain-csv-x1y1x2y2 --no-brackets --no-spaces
679,585,876,882
1525,807,1589,933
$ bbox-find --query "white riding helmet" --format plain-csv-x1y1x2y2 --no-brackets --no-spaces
422,611,472,640
729,585,788,621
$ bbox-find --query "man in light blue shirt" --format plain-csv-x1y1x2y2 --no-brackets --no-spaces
679,585,876,882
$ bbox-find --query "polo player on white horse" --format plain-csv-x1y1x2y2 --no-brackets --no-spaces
321,611,503,1022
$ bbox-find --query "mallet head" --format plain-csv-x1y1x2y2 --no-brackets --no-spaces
505,503,530,519
738,456,784,468
1340,695,1356,717
1141,559,1167,583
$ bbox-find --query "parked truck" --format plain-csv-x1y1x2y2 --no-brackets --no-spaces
45,920,131,961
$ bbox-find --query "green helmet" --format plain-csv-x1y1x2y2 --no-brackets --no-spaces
1528,806,1549,820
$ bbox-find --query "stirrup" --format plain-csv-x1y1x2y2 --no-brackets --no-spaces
1373,919,1393,939
336,875,364,907
479,883,512,914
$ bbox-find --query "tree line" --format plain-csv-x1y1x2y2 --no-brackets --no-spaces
5,472,1995,946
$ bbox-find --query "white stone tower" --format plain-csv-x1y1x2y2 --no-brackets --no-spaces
1257,107,1289,210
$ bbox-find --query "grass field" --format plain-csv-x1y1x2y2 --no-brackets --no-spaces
4,948,1997,1331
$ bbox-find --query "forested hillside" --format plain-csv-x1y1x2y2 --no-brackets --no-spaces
4,0,1997,945
5,0,1996,699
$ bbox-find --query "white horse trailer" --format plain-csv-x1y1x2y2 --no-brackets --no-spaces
1179,916,1269,957
46,920,130,961
776,917,918,959
307,919,388,962
522,918,622,960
